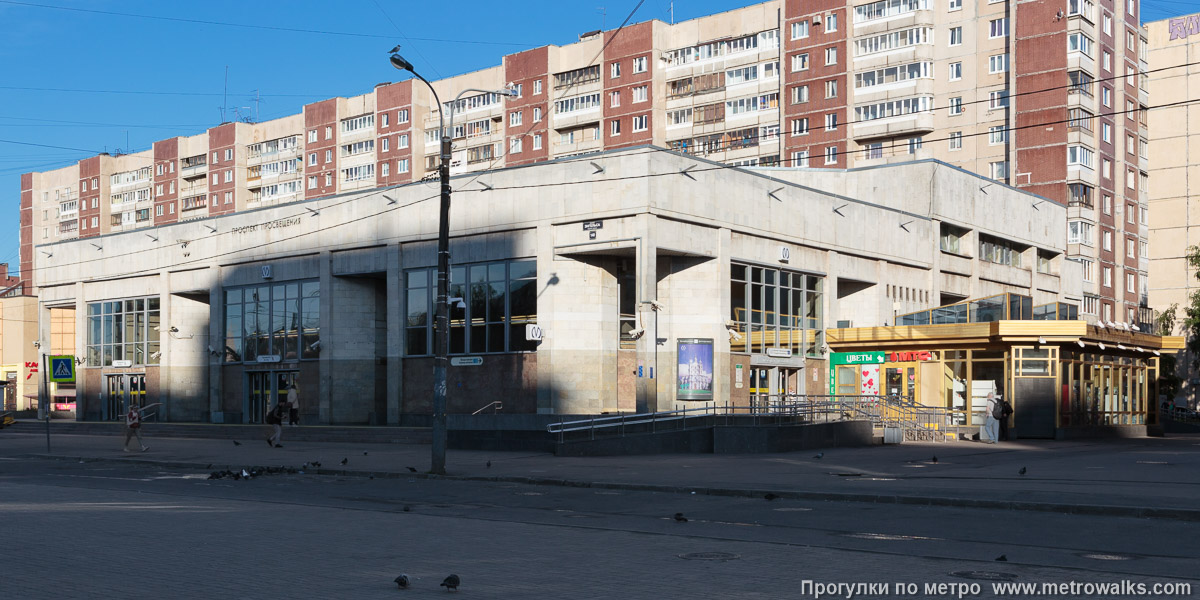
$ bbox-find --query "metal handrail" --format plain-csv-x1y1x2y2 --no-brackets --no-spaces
471,401,502,415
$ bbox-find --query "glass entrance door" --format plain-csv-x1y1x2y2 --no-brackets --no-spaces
104,374,146,421
885,364,917,401
245,371,298,424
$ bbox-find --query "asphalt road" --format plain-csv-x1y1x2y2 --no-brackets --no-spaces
2,456,1197,599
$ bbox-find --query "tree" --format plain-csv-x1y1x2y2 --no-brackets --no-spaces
1184,246,1200,370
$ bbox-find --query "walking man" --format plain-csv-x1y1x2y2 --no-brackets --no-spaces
984,392,1001,444
123,401,162,452
266,399,285,448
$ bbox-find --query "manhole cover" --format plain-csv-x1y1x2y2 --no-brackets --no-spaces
678,552,739,561
950,571,1018,582
1079,553,1135,561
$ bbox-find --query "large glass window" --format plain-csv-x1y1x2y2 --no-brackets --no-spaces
223,280,319,363
86,297,160,366
405,259,537,356
729,264,824,357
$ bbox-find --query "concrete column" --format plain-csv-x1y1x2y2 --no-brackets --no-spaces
386,242,403,424
208,266,223,422
74,281,86,422
158,269,172,422
716,228,733,406
967,228,981,298
636,214,659,413
318,250,333,423
535,223,554,414
929,219,942,305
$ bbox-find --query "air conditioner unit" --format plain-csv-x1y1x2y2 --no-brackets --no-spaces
812,15,822,25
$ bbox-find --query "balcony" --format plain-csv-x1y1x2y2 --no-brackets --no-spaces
180,161,208,180
852,111,934,141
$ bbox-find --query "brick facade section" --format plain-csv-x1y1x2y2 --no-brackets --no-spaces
304,99,339,200
504,47,551,167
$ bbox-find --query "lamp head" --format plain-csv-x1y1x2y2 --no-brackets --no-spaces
389,54,414,72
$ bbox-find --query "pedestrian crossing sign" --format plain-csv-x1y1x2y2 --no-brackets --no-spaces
49,355,75,383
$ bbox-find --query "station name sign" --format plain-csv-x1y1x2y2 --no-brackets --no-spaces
1169,15,1200,41
232,216,303,235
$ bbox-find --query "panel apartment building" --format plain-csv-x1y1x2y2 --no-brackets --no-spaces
19,0,1149,325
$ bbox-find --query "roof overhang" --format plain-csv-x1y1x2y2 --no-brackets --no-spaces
827,321,1183,354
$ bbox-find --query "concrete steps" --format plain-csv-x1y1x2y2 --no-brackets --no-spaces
5,420,432,445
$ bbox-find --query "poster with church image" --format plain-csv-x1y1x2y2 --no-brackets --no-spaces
677,338,714,401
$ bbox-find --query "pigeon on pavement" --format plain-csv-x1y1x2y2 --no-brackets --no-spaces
394,574,410,589
674,512,688,522
931,456,938,464
363,451,369,456
403,505,412,512
995,555,1008,561
407,466,418,473
233,440,241,446
486,460,492,468
813,452,824,459
340,458,349,466
441,574,461,591
764,493,779,501
1019,467,1027,475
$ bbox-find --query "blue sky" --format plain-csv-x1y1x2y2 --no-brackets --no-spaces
0,0,1190,277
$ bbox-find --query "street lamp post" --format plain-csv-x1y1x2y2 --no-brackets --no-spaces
390,52,514,475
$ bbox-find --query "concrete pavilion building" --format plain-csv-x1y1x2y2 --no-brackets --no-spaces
1146,12,1200,409
19,0,1150,331
28,146,1091,427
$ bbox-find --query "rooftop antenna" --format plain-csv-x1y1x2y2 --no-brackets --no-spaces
252,89,263,123
668,1,674,24
221,65,229,122
598,6,606,30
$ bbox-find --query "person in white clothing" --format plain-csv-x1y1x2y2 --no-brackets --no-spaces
123,401,162,452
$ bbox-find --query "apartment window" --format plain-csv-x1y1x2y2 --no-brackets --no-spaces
512,83,523,98
308,176,317,190
1127,29,1136,49
854,0,929,23
825,113,838,131
155,184,163,196
791,151,809,167
611,62,621,78
223,170,233,183
1068,183,1094,208
632,115,648,132
1068,220,1094,245
381,162,390,177
509,137,522,154
989,18,1008,38
1103,267,1112,288
324,126,333,140
91,216,97,228
341,164,375,182
169,182,175,194
325,173,332,186
792,20,810,39
827,13,838,31
1127,168,1136,189
169,203,174,214
610,119,622,137
791,85,809,104
949,131,963,150
396,159,409,173
667,108,692,126
381,113,389,128
988,126,1007,144
224,191,232,204
381,137,390,152
824,146,838,165
398,109,409,123
862,143,883,160
533,134,542,150
949,62,962,81
534,79,542,95
1103,122,1112,144
949,97,963,115
212,152,219,164
632,56,647,73
309,153,317,166
949,27,962,46
1103,194,1112,214
308,130,318,143
1126,236,1136,257
1140,240,1148,259
1067,145,1095,168
824,47,837,65
1068,108,1094,132
727,65,759,85
325,149,332,163
1102,51,1111,71
791,118,810,136
224,149,232,161
510,111,523,126
907,137,923,154
398,134,408,149
989,54,1008,74
155,205,163,217
1102,230,1112,251
1140,171,1148,192
792,53,809,72
156,164,163,176
1103,13,1112,35
533,107,542,122
990,161,1009,180
1126,272,1135,293
989,90,1009,109
1102,158,1112,178
825,80,838,98
1068,33,1094,57
633,86,648,102
949,0,961,9
1139,138,1148,159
